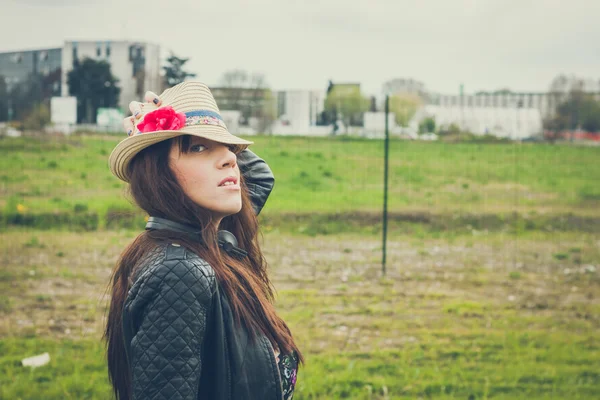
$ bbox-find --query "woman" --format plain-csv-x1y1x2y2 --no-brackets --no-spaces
103,81,303,400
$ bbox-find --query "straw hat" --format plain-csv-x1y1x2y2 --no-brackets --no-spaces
109,81,253,182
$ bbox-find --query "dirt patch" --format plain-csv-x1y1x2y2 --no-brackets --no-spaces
1,230,599,347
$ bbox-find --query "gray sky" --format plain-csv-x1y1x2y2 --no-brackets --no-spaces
2,0,599,96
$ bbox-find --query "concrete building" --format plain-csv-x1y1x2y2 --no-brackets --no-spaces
414,105,543,139
272,89,327,135
363,111,397,136
428,92,555,119
210,87,272,118
61,40,161,112
1,40,161,122
428,91,600,120
0,47,62,92
0,47,62,120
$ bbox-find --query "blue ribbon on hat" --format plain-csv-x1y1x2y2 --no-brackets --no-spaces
185,110,224,120
184,110,227,129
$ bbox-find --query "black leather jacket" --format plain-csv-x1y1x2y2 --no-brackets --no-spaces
122,149,283,400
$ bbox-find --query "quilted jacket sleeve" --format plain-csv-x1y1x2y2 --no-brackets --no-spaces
237,149,275,216
125,249,216,400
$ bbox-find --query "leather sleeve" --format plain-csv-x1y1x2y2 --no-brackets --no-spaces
125,248,216,400
237,149,275,216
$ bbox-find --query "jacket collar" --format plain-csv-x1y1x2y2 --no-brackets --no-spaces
146,216,200,235
145,216,248,260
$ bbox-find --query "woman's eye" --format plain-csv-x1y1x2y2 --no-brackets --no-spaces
190,144,207,153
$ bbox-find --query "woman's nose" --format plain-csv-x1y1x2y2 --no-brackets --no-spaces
219,145,237,169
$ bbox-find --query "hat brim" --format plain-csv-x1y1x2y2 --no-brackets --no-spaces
109,124,253,182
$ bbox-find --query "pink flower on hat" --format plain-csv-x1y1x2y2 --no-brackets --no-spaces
137,106,186,133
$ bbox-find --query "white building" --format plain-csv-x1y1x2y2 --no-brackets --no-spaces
272,89,328,135
427,91,600,119
363,112,396,134
430,93,550,118
415,105,543,139
61,40,161,113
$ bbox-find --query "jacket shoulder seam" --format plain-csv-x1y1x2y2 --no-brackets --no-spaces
127,244,216,301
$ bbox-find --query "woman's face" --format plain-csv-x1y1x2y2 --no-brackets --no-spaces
169,136,242,221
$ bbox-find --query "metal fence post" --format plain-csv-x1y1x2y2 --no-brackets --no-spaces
382,95,390,276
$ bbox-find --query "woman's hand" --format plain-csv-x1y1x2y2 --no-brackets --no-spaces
123,91,162,136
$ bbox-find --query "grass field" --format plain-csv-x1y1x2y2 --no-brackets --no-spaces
1,134,599,222
1,229,599,399
1,134,599,398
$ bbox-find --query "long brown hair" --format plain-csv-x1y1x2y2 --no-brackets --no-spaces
103,137,303,400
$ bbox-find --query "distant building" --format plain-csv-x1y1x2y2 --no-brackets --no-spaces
428,87,600,120
0,47,62,120
415,105,543,139
61,40,161,112
209,86,275,133
272,89,326,134
0,47,62,93
210,86,272,115
0,40,161,122
428,92,567,119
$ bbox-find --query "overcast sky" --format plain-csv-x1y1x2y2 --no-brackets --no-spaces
2,0,599,96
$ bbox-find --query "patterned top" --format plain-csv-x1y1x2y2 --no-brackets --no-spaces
273,346,298,400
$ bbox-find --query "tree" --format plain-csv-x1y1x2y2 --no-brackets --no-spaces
220,69,268,114
581,99,600,133
546,90,600,134
493,88,513,95
67,58,120,123
419,117,436,134
0,76,8,121
256,90,276,133
22,103,51,130
163,54,197,88
221,69,254,89
318,80,337,126
438,123,461,137
5,74,45,123
549,74,585,94
547,74,588,121
219,70,273,131
324,85,369,133
389,93,422,127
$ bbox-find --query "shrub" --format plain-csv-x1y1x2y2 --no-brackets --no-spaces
22,103,51,131
578,185,600,201
419,117,436,134
1,211,99,231
105,207,145,230
553,253,569,261
73,203,89,213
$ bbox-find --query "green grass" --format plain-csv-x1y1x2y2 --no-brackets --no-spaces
1,229,599,399
1,135,599,223
2,331,598,399
0,338,111,400
1,134,599,398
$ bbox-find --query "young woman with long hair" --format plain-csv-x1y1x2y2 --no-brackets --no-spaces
103,81,302,400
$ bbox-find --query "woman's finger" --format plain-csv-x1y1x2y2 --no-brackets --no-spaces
123,116,135,136
144,91,162,106
129,101,143,119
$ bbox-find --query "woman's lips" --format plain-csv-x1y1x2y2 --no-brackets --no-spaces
218,182,240,190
